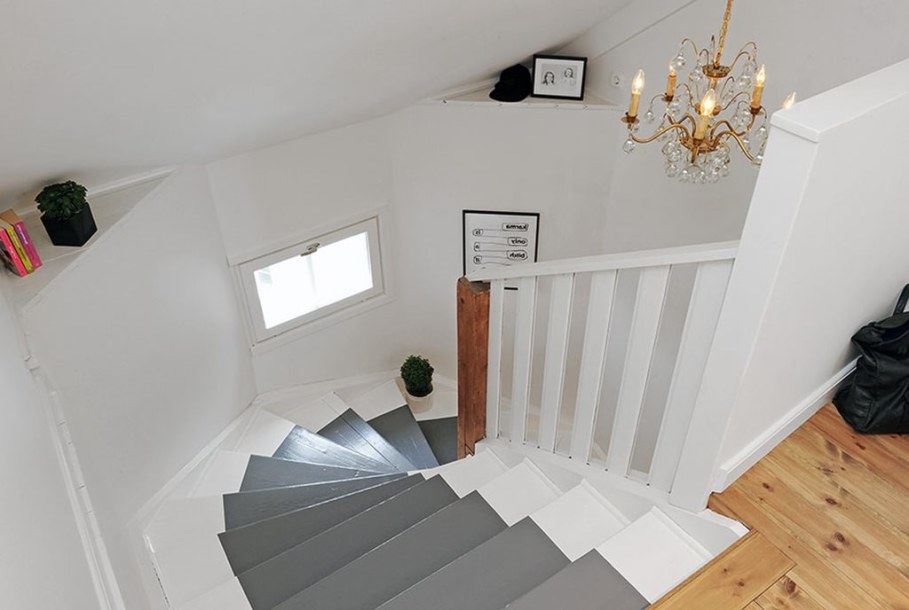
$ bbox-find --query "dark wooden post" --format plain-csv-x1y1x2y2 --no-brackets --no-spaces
457,277,490,458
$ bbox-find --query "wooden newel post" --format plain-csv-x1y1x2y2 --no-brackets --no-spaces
457,277,490,459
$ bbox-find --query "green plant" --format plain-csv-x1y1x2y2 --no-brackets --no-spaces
401,355,433,397
35,181,89,222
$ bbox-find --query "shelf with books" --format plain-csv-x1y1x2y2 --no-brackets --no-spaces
3,174,169,309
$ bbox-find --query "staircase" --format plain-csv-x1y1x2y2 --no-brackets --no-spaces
143,376,743,609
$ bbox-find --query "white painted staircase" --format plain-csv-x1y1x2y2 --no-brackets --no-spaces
141,376,744,609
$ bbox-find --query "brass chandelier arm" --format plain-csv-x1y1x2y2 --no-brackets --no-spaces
682,114,698,132
718,130,759,162
718,76,737,103
678,37,703,58
714,104,760,139
676,82,695,102
709,120,740,139
628,122,692,145
720,91,752,113
727,47,758,72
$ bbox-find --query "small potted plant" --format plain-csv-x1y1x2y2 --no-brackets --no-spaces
35,180,97,247
401,355,434,409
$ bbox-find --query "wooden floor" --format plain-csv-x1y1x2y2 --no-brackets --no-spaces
654,404,909,610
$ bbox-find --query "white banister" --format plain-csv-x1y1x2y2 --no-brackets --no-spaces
509,276,537,444
485,280,505,440
649,259,734,491
537,273,575,452
606,265,670,476
475,241,737,499
570,270,617,462
467,241,738,282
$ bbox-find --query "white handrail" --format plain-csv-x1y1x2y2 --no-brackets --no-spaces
467,241,739,282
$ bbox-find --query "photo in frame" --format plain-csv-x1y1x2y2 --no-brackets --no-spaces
462,210,540,276
531,54,587,100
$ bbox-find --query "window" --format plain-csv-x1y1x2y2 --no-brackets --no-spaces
239,217,385,342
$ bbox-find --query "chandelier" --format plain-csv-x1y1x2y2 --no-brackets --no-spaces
620,0,796,183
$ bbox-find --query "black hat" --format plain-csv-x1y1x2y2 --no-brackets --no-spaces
490,64,532,102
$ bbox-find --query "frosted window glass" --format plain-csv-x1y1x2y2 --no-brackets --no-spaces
254,232,373,329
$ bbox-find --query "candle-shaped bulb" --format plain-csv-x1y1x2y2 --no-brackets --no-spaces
700,89,717,117
632,69,646,94
666,63,677,98
627,69,645,118
694,89,716,140
782,91,797,109
751,64,766,110
755,64,766,86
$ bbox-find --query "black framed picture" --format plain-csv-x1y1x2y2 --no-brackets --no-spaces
462,210,540,276
531,54,587,100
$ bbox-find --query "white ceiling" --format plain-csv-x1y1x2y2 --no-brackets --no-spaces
0,0,634,204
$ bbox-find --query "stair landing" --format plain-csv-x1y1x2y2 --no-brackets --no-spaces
660,403,909,609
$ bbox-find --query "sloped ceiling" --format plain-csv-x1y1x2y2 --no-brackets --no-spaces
0,0,634,203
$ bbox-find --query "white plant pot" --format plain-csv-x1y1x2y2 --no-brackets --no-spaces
406,390,434,414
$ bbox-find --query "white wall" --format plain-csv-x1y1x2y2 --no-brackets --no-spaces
0,0,634,203
719,59,909,467
672,58,909,508
207,103,620,391
20,168,256,609
568,0,909,252
0,282,98,608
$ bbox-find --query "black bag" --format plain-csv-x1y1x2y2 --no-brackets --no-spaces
833,285,909,434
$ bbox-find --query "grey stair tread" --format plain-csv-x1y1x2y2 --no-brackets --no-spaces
223,473,406,530
220,474,424,576
319,409,415,471
239,476,458,610
378,518,569,610
418,417,458,465
273,425,396,473
239,454,386,492
368,406,440,469
273,491,507,610
503,550,649,610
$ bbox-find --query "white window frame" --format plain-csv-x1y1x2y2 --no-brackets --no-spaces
237,215,387,345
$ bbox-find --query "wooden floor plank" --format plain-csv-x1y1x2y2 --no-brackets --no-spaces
704,403,909,610
811,405,909,474
649,531,793,610
781,425,909,536
710,487,888,610
795,416,909,492
761,447,909,573
734,463,909,606
755,576,825,610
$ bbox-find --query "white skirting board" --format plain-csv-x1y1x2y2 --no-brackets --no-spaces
713,357,858,491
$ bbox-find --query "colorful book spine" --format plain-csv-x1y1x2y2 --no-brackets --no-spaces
11,218,41,269
0,219,31,273
0,210,42,270
0,225,27,276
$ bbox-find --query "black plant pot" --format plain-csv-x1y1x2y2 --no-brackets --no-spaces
41,205,98,247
